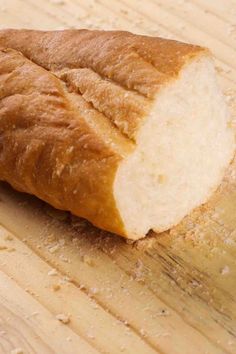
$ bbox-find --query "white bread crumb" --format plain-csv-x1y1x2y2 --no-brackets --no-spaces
220,265,230,275
48,269,58,276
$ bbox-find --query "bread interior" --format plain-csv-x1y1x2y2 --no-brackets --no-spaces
115,56,235,239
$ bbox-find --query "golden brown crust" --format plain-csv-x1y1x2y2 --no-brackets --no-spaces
0,30,207,237
0,47,126,234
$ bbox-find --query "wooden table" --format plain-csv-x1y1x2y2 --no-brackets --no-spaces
0,1,236,353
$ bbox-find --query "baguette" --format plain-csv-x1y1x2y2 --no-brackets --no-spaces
0,29,234,239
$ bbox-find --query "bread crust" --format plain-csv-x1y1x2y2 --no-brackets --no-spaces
0,30,206,237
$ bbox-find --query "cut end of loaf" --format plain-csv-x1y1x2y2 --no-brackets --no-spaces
115,56,235,240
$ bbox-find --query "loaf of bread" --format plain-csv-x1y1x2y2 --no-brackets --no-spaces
0,29,234,239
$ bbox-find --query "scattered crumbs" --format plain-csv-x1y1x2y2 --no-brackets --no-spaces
11,349,24,354
224,238,235,246
59,254,70,263
220,265,230,275
48,244,60,254
0,330,6,336
87,331,95,339
66,336,72,342
52,284,61,292
82,255,94,266
56,313,70,324
63,276,72,282
191,280,201,288
47,234,56,243
59,276,73,285
72,237,79,245
0,245,7,250
48,269,58,276
58,238,66,247
136,259,143,269
67,146,74,154
90,287,99,295
140,328,146,337
126,239,135,245
4,234,13,241
120,345,126,352
135,236,156,250
132,259,145,282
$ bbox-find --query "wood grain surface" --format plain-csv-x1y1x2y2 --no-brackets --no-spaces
0,0,236,353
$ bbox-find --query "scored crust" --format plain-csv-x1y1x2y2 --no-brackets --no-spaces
0,29,205,139
0,30,233,239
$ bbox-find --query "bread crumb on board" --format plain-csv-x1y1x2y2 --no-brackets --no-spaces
140,328,147,337
60,276,73,284
87,331,95,339
220,265,230,275
4,234,13,241
82,255,94,266
56,313,70,324
48,244,60,254
90,287,99,295
59,254,70,263
132,259,145,282
48,268,58,276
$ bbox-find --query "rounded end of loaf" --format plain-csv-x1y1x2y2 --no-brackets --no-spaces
114,55,235,240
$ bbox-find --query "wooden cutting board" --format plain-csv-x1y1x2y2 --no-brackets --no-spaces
0,1,236,353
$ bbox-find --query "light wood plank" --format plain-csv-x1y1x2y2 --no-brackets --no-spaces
0,271,98,354
0,218,157,354
0,183,234,354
